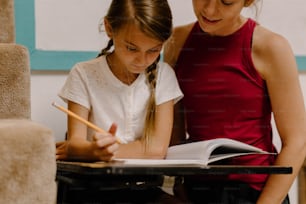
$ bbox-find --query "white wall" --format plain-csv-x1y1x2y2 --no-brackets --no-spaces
31,71,67,139
31,1,306,203
35,0,306,55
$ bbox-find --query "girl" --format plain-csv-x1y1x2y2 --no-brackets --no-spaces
164,0,306,203
56,0,183,163
55,0,183,203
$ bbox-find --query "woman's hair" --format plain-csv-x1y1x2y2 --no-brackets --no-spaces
98,0,173,147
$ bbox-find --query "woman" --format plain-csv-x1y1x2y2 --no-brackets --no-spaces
164,0,306,203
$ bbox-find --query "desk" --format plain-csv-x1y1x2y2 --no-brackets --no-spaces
56,161,292,203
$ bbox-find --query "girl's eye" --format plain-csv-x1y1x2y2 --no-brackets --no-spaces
221,0,234,5
126,46,137,52
148,48,161,53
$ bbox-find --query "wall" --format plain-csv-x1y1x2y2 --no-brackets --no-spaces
26,1,306,203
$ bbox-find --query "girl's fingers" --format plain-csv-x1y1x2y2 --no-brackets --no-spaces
95,135,117,147
93,142,118,160
55,141,69,160
56,147,67,160
56,153,67,160
56,141,66,148
93,123,118,144
108,123,118,135
107,142,119,153
93,132,111,141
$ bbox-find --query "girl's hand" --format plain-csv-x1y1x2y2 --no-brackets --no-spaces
56,141,69,160
92,123,119,161
55,123,119,161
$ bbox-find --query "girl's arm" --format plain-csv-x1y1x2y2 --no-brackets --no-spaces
57,101,118,161
253,26,306,204
114,100,174,159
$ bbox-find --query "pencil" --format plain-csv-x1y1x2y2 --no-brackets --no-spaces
52,102,121,143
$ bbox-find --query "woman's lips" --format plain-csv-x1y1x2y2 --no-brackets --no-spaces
202,16,220,25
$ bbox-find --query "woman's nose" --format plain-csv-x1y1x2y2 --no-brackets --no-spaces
203,0,218,16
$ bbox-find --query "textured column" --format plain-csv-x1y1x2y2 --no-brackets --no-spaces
0,44,30,119
0,0,15,43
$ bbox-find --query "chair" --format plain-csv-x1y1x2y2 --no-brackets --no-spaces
0,43,57,204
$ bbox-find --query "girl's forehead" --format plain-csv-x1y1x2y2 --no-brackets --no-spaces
117,23,153,40
117,28,163,49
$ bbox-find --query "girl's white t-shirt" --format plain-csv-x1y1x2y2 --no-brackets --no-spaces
59,55,183,143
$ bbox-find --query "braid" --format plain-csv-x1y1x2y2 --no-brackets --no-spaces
142,55,160,148
97,39,113,57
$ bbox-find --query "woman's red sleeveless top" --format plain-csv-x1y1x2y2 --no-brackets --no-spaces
175,19,276,190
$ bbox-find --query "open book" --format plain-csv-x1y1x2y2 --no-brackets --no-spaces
115,138,275,166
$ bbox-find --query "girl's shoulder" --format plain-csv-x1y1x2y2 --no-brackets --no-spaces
68,56,107,80
158,61,175,71
75,56,105,68
71,56,105,72
156,61,176,77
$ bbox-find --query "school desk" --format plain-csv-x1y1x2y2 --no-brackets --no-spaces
56,160,292,203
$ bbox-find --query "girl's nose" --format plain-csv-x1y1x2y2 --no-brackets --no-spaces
135,52,148,65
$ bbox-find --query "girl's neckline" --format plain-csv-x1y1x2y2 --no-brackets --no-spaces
106,54,139,86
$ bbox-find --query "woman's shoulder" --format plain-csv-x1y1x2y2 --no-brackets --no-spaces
172,22,195,37
253,25,290,54
164,22,196,67
252,24,295,78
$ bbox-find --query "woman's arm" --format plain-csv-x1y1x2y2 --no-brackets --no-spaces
164,23,194,68
253,26,306,204
169,100,187,146
164,24,194,146
114,100,174,159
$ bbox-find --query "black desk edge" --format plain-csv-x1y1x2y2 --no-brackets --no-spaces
56,161,292,176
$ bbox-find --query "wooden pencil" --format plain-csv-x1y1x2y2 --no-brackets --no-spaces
52,102,121,143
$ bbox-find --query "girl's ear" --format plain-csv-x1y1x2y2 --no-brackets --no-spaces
104,18,113,38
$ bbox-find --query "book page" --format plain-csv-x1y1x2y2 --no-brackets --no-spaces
166,138,271,164
166,140,212,161
114,138,274,166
